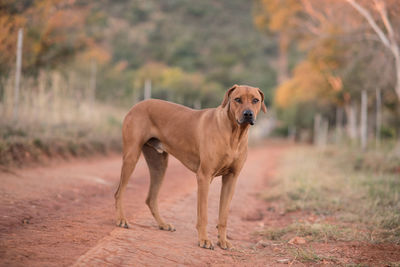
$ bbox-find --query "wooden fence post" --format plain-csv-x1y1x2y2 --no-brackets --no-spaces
360,90,368,151
375,88,382,148
321,118,329,148
336,107,343,144
13,28,23,121
144,79,152,100
314,113,321,145
89,60,97,106
345,103,358,141
194,99,201,109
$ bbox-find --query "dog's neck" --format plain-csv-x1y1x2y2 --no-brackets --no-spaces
230,121,249,148
218,105,250,148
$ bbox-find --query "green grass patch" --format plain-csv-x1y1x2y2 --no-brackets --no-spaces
262,145,400,244
260,222,354,242
289,247,336,263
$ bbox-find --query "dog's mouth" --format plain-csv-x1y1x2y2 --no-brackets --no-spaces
237,118,255,126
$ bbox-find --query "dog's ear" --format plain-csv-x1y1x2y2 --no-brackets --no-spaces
258,88,267,113
221,84,238,108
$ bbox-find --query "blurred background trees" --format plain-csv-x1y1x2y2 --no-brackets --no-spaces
0,0,399,155
254,0,400,145
0,0,275,112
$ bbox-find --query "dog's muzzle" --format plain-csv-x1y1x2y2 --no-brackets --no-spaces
238,110,255,125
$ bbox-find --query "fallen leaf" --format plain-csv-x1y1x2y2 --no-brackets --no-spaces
256,240,270,247
288,236,306,245
276,258,290,264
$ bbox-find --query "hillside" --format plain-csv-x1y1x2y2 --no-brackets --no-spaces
94,0,276,103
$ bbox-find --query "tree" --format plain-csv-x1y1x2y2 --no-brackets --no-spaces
253,0,303,84
345,0,400,102
0,0,89,74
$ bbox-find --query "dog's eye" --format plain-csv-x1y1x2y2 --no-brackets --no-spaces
252,98,259,104
234,98,242,104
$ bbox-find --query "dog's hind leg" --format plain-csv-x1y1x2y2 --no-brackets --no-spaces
142,143,175,231
114,143,141,228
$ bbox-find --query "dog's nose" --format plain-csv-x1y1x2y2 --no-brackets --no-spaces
243,110,253,118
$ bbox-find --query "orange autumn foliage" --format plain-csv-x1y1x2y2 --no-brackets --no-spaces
275,61,340,108
0,0,98,72
253,0,302,33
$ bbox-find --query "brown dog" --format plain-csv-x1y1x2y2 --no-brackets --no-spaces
114,84,266,250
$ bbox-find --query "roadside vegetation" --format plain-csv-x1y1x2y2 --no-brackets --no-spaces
262,144,400,243
258,143,400,264
0,97,123,166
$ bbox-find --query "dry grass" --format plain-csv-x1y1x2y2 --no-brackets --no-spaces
261,144,400,244
260,222,354,243
289,247,337,263
0,72,126,166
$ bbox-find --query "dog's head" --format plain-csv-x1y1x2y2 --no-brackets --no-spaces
221,84,267,126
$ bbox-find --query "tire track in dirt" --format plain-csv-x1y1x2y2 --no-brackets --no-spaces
0,142,286,266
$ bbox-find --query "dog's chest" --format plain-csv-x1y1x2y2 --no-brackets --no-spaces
213,148,243,177
214,165,231,177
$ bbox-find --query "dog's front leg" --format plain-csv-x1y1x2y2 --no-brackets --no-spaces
196,172,214,250
217,172,238,250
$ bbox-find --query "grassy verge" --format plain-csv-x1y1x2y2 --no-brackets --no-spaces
0,106,124,167
260,144,400,245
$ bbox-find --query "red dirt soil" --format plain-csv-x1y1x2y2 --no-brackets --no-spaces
0,141,399,266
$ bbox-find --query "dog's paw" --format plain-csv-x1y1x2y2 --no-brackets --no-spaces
217,239,233,250
159,223,176,232
116,218,130,229
198,239,214,250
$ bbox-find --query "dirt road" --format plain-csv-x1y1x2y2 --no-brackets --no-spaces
2,141,400,266
0,141,288,266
